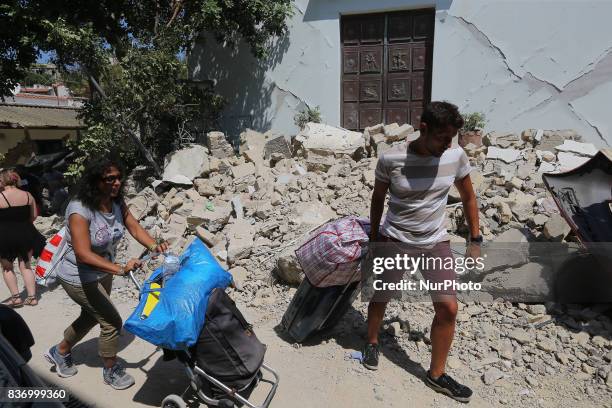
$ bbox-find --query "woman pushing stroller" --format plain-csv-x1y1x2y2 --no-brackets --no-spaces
44,157,168,390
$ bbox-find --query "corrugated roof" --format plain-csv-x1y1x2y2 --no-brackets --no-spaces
0,104,84,129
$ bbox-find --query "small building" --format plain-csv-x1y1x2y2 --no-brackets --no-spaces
0,104,84,165
190,0,612,147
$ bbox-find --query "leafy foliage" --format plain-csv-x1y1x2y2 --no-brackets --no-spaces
461,112,487,132
1,0,293,176
294,106,322,129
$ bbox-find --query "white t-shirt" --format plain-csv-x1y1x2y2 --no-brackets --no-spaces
375,144,472,247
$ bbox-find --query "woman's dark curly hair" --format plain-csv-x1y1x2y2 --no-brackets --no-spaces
74,157,125,210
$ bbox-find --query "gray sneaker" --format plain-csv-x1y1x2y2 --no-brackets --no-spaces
103,363,135,390
44,345,78,378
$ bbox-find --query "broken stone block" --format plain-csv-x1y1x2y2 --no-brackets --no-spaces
231,196,244,220
162,144,211,183
485,131,520,148
486,147,521,163
304,152,335,172
225,220,255,264
229,266,248,290
507,177,524,190
537,131,567,152
495,201,513,224
294,122,366,159
231,162,256,179
364,123,384,135
508,190,536,222
206,131,235,158
195,226,217,247
187,201,231,232
291,201,337,228
264,135,292,160
543,214,571,241
275,247,303,284
384,123,414,142
164,213,187,246
530,214,549,227
194,178,220,197
127,187,159,220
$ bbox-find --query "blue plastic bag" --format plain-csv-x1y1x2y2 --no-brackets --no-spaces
124,239,232,350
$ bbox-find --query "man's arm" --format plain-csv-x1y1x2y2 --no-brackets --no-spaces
454,174,480,238
370,178,390,241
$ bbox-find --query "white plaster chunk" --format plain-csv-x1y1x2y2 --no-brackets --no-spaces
486,146,521,163
557,152,590,172
537,162,557,173
554,140,598,157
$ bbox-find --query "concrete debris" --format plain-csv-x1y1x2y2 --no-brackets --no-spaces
486,147,522,163
127,187,159,220
294,122,366,159
554,140,598,157
264,135,292,160
557,151,590,172
35,123,612,406
543,214,571,241
162,144,211,183
207,131,235,159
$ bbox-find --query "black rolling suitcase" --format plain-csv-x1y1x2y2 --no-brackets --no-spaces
281,276,360,343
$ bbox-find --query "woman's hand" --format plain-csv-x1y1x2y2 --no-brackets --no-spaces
153,241,168,254
125,258,142,273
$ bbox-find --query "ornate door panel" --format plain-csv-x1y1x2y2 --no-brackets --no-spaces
341,10,434,130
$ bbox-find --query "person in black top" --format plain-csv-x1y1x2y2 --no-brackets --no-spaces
15,165,44,216
0,169,45,307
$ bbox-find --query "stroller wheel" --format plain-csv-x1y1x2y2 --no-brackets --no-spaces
161,394,186,408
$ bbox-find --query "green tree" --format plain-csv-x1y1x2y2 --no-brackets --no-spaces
0,0,292,177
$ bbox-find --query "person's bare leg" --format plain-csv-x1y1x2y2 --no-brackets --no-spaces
18,254,37,305
367,301,388,344
102,356,117,369
1,259,22,306
429,299,458,378
57,339,72,355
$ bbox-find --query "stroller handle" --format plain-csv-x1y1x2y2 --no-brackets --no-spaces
124,250,162,292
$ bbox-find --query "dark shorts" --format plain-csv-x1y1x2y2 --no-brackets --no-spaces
369,235,457,302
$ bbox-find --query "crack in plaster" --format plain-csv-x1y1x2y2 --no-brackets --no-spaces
568,103,606,144
452,14,610,144
273,83,310,110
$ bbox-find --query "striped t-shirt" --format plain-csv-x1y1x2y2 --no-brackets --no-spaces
375,144,472,247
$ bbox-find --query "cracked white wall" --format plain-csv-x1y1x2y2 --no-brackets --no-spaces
190,0,611,146
436,0,612,146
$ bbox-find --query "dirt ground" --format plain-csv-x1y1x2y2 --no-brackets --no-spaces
1,274,602,408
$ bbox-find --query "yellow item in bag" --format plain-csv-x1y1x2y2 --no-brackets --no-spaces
141,282,161,319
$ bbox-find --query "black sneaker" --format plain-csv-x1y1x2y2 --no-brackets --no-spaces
362,343,380,370
425,371,473,402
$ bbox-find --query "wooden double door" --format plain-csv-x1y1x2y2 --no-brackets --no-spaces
341,9,435,131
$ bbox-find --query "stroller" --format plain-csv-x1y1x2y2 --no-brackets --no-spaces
126,266,279,408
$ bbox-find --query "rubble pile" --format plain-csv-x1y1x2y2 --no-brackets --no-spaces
34,124,611,403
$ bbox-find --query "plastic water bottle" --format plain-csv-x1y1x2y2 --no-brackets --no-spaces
162,253,180,285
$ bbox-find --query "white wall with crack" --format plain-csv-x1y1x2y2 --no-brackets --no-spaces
190,0,611,147
437,0,612,147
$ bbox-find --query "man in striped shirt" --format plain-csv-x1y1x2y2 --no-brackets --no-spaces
364,101,481,402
